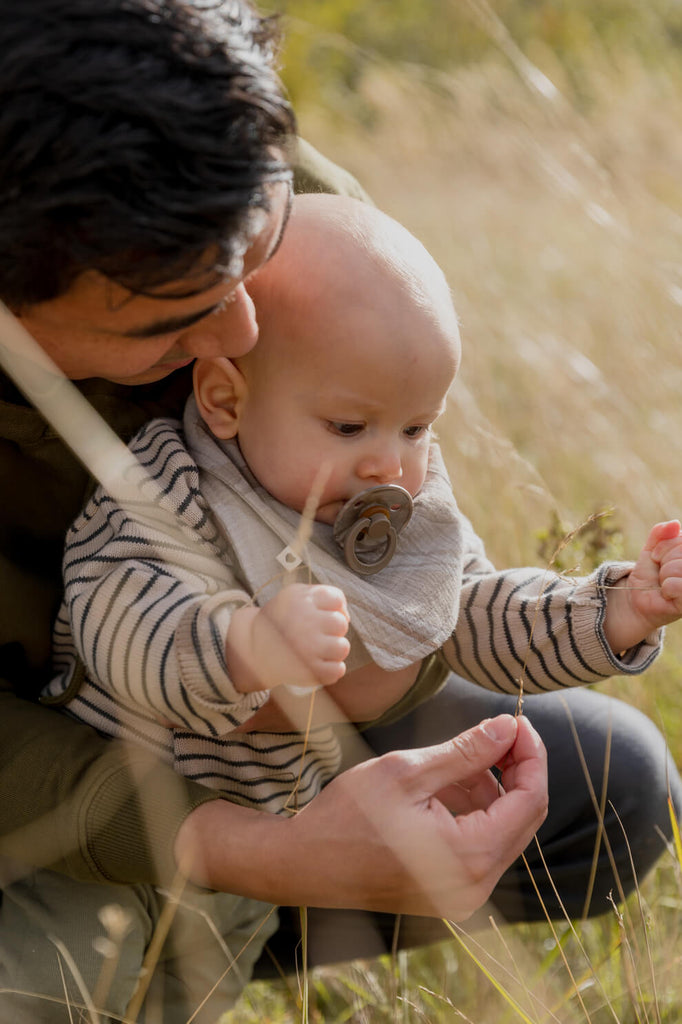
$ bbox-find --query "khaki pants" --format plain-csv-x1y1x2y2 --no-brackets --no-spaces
0,869,277,1023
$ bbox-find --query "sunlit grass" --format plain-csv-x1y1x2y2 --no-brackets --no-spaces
227,855,682,1022
222,16,682,1024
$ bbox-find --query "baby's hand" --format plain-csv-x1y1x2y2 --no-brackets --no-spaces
226,584,351,693
605,521,682,653
635,520,682,623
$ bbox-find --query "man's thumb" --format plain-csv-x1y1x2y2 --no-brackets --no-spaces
411,714,518,794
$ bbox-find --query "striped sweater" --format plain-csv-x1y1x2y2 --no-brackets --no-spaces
43,416,661,814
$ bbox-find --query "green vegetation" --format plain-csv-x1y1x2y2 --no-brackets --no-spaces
264,0,682,113
230,862,682,1020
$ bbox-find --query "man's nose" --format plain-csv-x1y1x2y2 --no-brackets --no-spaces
178,284,258,359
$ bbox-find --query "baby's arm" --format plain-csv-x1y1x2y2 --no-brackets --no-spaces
225,583,350,693
54,501,264,736
442,512,663,694
333,521,682,714
49,419,274,736
603,520,682,652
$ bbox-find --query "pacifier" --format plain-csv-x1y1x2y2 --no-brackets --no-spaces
332,485,413,575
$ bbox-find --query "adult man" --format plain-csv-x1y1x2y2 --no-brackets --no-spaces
0,0,677,1019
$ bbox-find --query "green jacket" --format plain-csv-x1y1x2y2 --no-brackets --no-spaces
0,142,373,886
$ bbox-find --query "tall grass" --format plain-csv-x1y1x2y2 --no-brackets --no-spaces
225,10,682,1023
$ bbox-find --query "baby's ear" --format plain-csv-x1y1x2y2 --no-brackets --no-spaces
193,357,247,439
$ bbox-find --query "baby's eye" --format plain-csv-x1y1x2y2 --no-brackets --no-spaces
403,424,429,439
328,421,364,437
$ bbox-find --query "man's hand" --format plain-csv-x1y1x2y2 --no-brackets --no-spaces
175,714,548,921
604,520,682,653
225,584,350,693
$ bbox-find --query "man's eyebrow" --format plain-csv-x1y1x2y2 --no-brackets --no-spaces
120,302,223,339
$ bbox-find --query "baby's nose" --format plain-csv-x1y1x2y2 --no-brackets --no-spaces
356,447,403,484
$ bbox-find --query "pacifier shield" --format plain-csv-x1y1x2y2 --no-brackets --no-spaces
332,485,413,575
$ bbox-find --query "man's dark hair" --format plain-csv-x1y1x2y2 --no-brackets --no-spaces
0,0,296,308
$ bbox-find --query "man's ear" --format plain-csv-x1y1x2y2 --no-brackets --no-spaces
193,357,248,440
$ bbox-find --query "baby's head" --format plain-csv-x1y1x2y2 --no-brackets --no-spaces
194,193,460,524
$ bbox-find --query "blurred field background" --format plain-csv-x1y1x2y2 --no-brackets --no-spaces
227,1,682,1020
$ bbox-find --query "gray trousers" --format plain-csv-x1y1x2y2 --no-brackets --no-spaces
0,875,277,1023
260,676,682,970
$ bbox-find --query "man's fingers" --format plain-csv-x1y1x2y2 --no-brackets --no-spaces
430,716,546,830
435,770,501,814
498,714,546,775
406,715,520,797
461,784,548,873
448,716,547,854
479,715,549,850
400,716,546,918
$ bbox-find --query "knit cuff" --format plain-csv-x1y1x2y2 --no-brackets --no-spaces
174,593,268,732
566,561,662,678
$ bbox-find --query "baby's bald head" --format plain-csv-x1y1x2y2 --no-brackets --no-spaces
242,193,460,377
194,195,460,520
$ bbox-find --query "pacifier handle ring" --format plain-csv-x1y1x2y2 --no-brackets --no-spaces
333,483,412,575
343,516,397,576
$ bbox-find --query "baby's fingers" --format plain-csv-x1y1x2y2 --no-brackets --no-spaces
652,539,682,571
310,586,350,637
303,632,350,687
311,584,345,608
645,520,681,558
317,633,351,663
659,571,682,604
